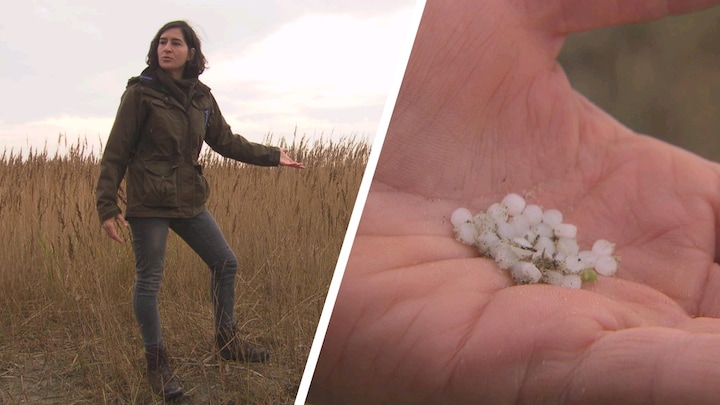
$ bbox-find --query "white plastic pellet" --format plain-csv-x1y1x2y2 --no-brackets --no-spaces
542,209,563,227
512,237,533,249
486,203,508,223
562,274,582,289
592,239,615,257
556,237,579,258
534,223,554,238
497,222,518,240
543,271,565,286
501,193,526,216
564,255,585,273
578,250,598,268
455,222,476,245
554,223,578,239
510,261,542,284
491,243,520,270
473,213,496,233
475,231,500,255
594,256,618,276
509,214,531,236
522,204,544,226
533,236,556,260
451,207,473,228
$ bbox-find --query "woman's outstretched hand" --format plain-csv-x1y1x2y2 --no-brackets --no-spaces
279,148,305,169
309,0,720,403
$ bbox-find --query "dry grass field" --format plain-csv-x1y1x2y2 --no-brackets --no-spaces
0,136,368,404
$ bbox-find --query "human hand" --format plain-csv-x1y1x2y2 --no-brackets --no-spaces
309,0,720,403
102,213,128,243
279,148,306,169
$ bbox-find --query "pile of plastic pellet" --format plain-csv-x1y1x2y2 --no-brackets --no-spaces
451,193,619,288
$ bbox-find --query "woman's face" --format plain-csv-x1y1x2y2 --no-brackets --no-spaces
157,27,194,79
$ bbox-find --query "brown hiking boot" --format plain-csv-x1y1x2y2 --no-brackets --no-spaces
216,326,270,363
144,344,184,400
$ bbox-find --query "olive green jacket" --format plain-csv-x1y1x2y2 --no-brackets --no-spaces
96,69,280,223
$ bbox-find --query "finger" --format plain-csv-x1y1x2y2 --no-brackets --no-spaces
442,313,720,404
116,213,128,227
103,223,124,243
108,230,123,243
533,0,720,35
281,158,305,168
111,231,125,243
451,325,720,403
560,326,720,403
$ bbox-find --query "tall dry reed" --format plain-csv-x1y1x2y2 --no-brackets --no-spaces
0,135,368,404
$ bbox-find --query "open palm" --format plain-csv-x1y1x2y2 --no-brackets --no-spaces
309,1,720,403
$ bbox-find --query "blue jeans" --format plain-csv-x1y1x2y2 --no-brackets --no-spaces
128,209,237,347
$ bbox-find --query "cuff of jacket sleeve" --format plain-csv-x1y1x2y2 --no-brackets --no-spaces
98,207,121,224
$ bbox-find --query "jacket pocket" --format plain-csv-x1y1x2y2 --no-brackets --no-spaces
141,160,178,208
184,163,210,206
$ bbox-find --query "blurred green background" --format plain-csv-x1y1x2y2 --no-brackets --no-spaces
557,7,720,162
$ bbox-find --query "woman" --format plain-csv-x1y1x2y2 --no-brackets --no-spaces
96,20,304,400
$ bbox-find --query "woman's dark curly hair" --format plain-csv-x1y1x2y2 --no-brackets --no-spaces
146,20,207,79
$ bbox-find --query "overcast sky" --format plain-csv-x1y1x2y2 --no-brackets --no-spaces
0,0,420,156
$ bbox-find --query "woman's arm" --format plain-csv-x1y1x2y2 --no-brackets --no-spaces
96,86,144,223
